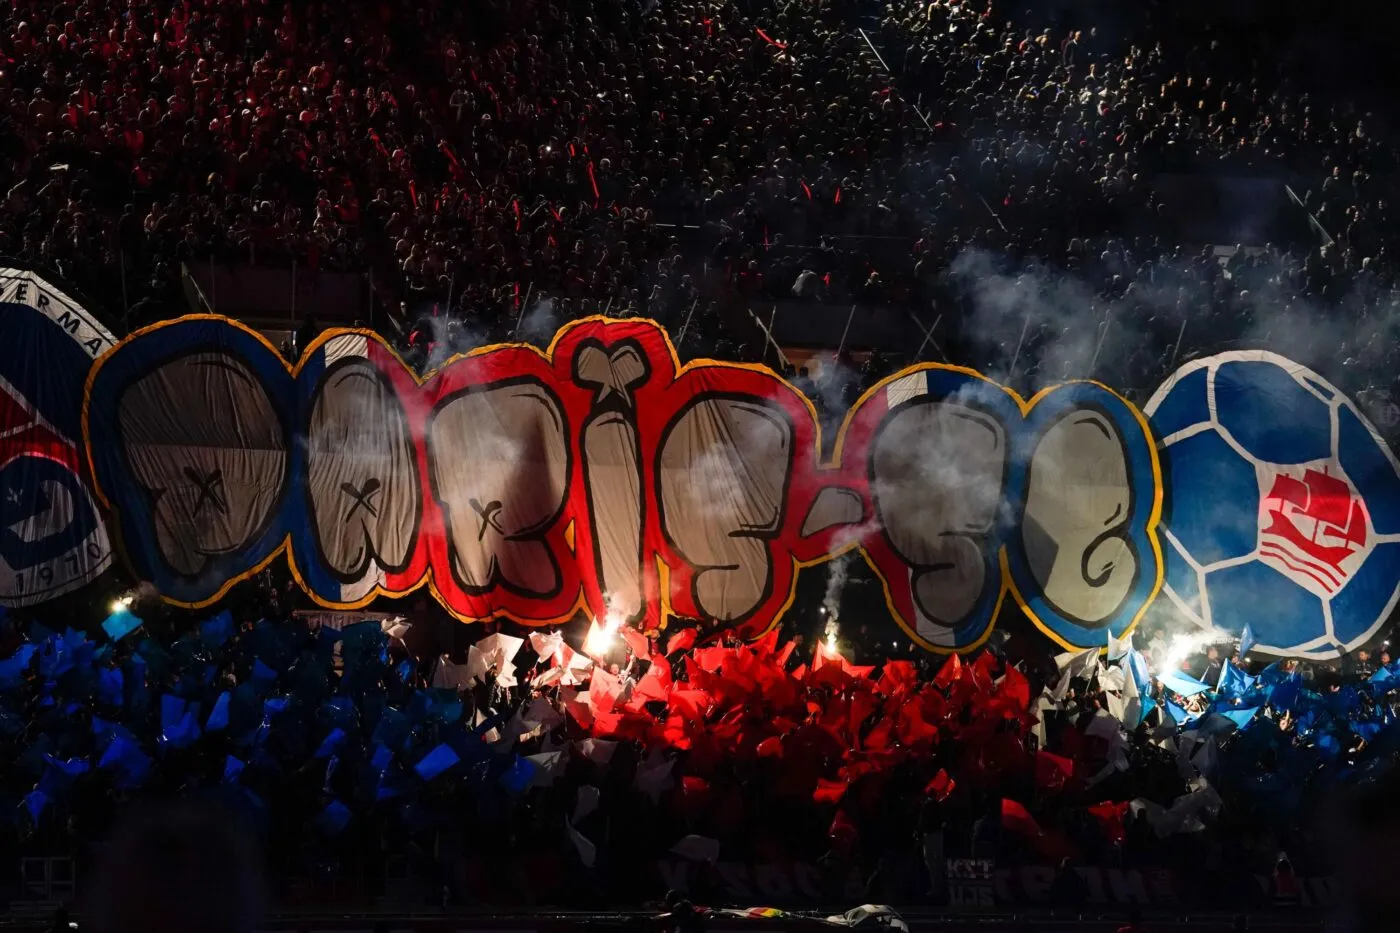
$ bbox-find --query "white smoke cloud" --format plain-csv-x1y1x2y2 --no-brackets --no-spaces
516,297,560,346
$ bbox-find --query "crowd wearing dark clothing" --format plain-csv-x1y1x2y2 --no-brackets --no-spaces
1,0,1398,413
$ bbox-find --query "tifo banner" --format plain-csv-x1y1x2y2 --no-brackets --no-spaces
0,267,115,606
1146,352,1400,659
82,315,1162,652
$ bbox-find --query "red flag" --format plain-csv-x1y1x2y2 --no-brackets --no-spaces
633,656,672,703
591,707,622,736
755,28,787,49
878,660,918,696
1087,802,1129,844
864,718,894,751
814,777,847,804
667,689,709,722
934,653,963,687
924,769,955,801
587,160,601,203
845,663,876,681
999,665,1032,713
813,639,843,671
1034,750,1075,792
1001,798,1043,838
666,629,698,656
828,809,858,854
682,775,711,800
589,668,623,716
621,626,650,660
897,705,939,746
971,652,998,690
693,646,727,674
1002,799,1077,861
775,640,797,669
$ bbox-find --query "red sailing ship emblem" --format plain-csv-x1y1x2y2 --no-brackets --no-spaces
1259,467,1369,595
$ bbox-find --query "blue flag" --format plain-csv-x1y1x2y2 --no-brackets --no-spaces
1217,660,1256,699
1238,623,1257,659
223,755,246,783
1219,707,1262,730
22,790,49,824
200,611,235,649
206,691,231,732
414,743,460,782
320,696,357,730
102,609,143,642
371,707,410,750
251,658,278,687
160,695,202,749
498,755,538,796
1159,669,1212,699
314,728,347,760
98,735,152,789
96,667,124,706
0,644,37,689
314,800,352,835
43,754,91,780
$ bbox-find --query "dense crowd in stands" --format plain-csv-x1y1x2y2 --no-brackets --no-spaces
2,0,1399,406
4,0,1400,920
3,565,1400,913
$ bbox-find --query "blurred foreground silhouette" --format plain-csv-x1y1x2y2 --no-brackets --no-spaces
85,800,266,933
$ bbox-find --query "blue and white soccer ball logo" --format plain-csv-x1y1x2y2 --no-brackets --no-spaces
1146,351,1400,659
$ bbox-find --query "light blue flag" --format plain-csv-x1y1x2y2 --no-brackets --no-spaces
1217,659,1257,698
102,609,143,643
1220,707,1261,730
1369,662,1400,695
1159,669,1212,699
1126,649,1152,699
1238,623,1257,659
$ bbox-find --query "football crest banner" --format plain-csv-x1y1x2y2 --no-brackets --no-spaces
82,315,1164,653
0,268,116,606
1146,352,1400,659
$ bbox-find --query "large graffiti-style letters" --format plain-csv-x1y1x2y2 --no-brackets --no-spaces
84,316,1162,651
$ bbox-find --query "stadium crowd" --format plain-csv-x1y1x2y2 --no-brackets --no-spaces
0,0,1397,405
3,570,1394,914
3,0,1400,921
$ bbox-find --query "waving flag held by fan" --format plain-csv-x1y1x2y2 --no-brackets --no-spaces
0,267,116,606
